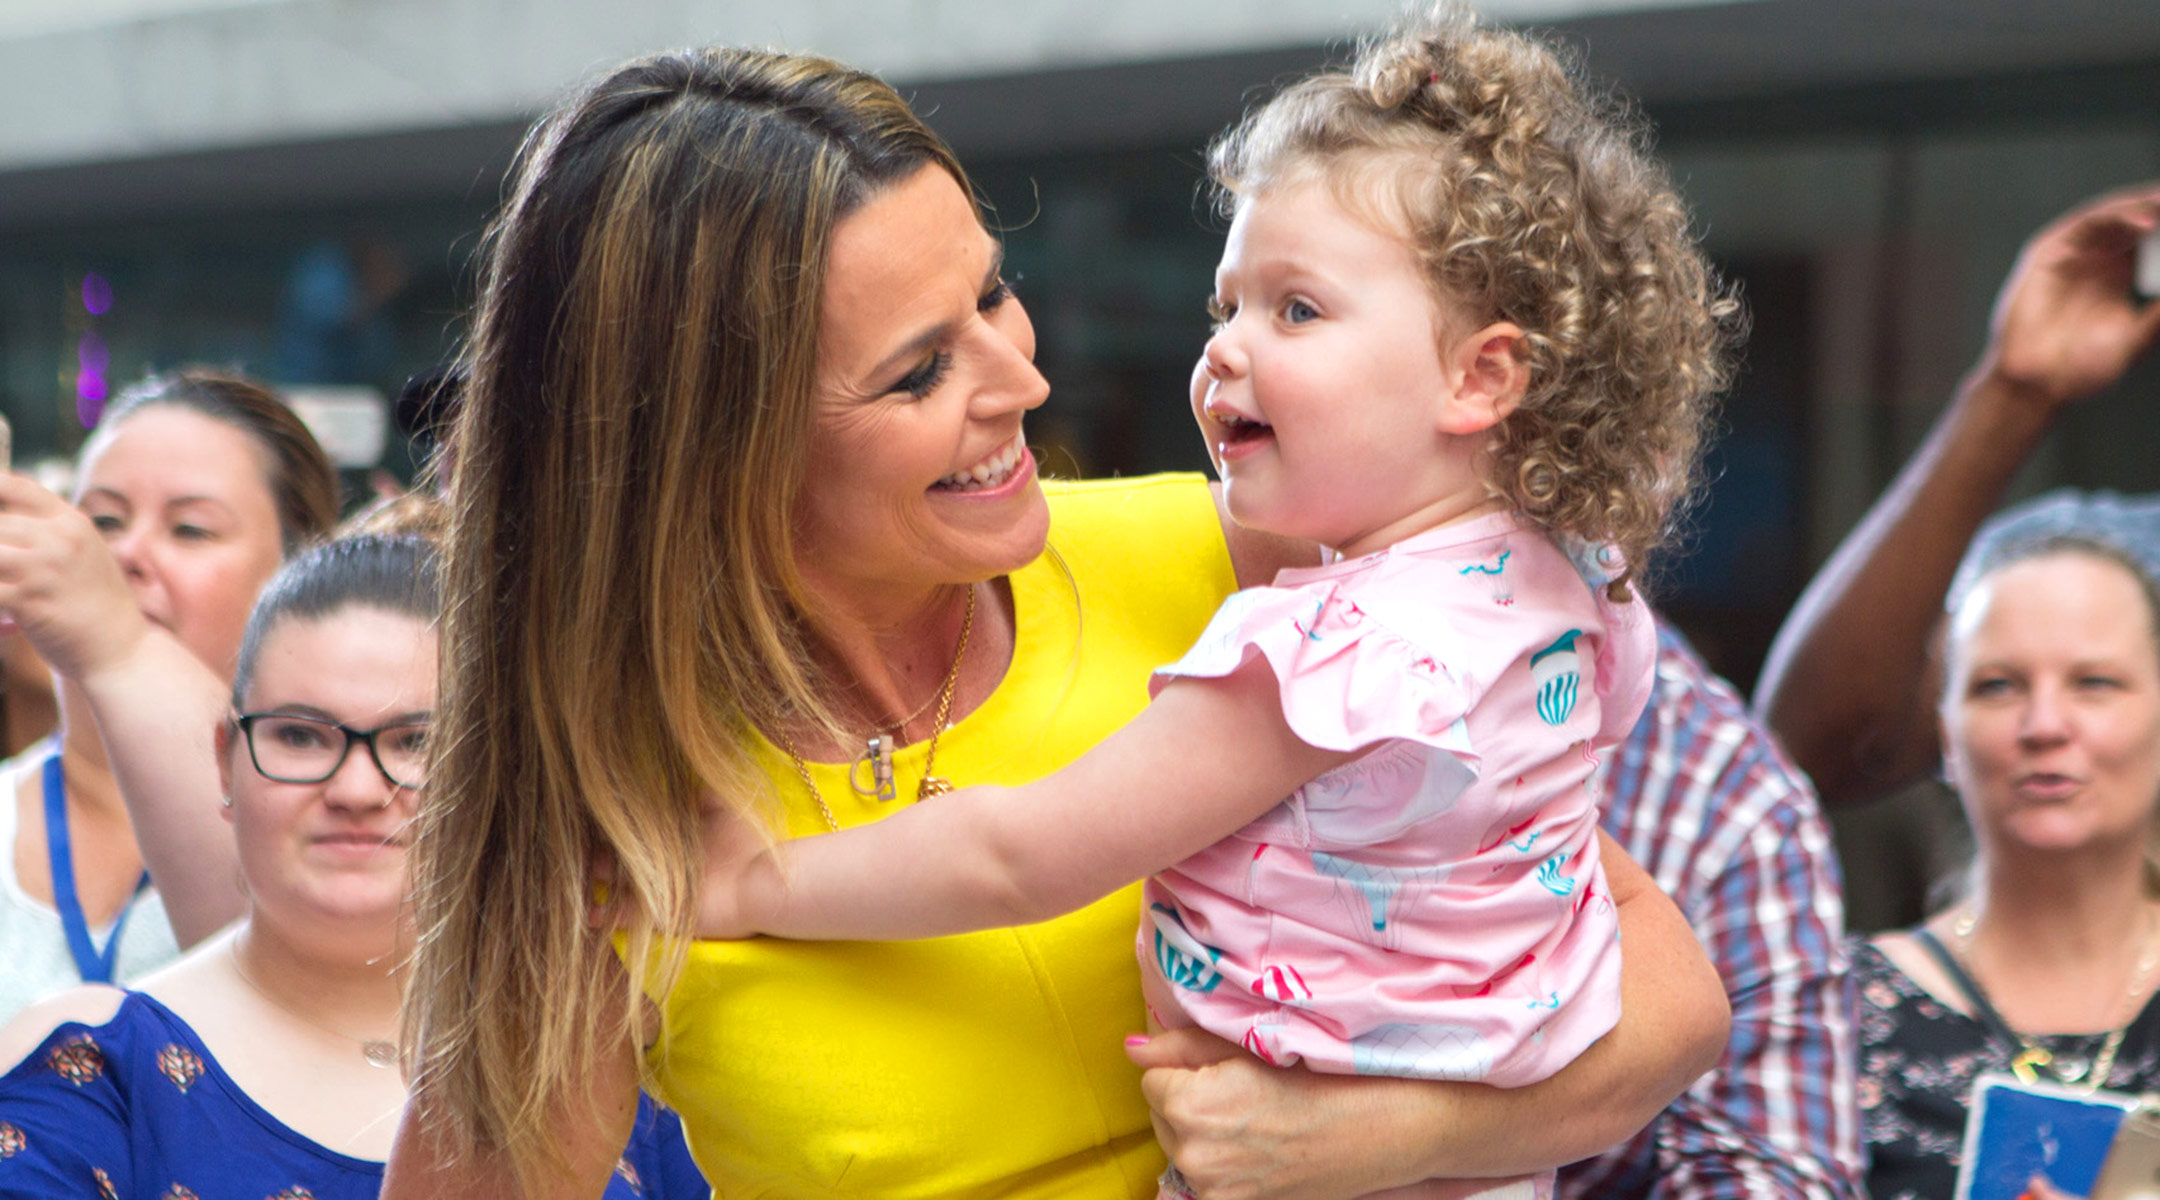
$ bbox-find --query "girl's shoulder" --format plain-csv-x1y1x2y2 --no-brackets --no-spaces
0,984,130,1077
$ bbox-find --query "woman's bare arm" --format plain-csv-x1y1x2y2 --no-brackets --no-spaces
1129,833,1730,1200
0,474,241,943
1755,183,2160,807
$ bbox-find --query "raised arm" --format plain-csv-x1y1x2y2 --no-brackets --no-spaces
1755,183,2160,807
1128,833,1730,1200
710,658,1351,941
0,473,241,943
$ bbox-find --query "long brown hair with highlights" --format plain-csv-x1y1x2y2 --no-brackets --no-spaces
1209,5,1740,597
400,46,969,1184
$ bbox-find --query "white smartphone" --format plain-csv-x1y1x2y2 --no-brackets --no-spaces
2138,227,2160,300
0,412,10,475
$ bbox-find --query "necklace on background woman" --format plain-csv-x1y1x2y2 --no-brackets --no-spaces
1945,903,2160,1089
228,940,400,1069
785,585,976,833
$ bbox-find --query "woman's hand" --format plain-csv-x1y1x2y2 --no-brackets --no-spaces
0,473,150,680
1130,835,1728,1199
1129,1029,1534,1200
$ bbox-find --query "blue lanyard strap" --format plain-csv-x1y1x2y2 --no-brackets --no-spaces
41,752,150,984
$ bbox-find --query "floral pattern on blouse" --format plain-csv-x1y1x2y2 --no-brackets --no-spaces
1852,938,2160,1200
157,1043,204,1093
45,1033,103,1087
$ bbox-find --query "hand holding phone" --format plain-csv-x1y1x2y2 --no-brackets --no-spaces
2138,227,2160,300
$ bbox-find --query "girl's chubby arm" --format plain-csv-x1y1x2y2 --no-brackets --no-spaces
1128,835,1731,1200
701,656,1353,941
0,473,240,946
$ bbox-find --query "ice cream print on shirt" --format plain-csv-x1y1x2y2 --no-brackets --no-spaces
1529,630,1585,726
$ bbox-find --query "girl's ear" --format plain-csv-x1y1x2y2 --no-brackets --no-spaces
1438,321,1528,435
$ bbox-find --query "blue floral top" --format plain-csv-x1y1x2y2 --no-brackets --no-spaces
0,991,705,1198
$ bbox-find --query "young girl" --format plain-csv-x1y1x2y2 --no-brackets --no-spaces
701,11,1733,1197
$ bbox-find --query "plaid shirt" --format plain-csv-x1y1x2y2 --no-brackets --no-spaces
1561,623,1863,1200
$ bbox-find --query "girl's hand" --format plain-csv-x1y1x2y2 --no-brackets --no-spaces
693,801,782,940
0,473,150,679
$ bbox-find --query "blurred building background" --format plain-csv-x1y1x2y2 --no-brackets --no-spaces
3,0,2159,925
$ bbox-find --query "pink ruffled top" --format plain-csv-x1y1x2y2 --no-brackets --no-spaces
1139,511,1653,1087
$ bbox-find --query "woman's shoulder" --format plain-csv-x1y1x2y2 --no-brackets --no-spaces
0,984,131,1077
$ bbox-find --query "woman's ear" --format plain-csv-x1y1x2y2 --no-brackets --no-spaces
1438,321,1528,435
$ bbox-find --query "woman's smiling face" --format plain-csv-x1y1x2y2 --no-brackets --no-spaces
792,165,1051,603
1943,549,2160,862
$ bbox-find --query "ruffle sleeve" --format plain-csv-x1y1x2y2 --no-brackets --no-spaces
1151,582,1479,766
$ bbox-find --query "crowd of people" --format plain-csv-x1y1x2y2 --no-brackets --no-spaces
0,6,2153,1199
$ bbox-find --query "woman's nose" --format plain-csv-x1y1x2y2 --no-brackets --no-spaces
972,310,1050,418
323,743,398,812
104,523,153,581
2018,686,2072,745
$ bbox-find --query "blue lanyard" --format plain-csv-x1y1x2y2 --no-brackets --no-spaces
41,752,150,984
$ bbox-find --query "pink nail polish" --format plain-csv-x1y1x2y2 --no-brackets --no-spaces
1125,1035,1150,1048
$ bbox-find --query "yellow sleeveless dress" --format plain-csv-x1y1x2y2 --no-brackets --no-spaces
655,474,1235,1198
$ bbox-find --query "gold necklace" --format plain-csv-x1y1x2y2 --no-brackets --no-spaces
228,938,400,1069
1953,903,2160,1089
784,586,975,833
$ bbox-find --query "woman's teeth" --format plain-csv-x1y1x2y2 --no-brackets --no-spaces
937,436,1025,491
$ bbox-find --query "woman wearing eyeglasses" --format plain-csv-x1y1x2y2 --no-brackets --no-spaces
0,534,703,1198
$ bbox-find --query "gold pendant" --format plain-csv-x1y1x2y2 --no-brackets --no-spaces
918,776,954,799
850,736,897,803
2011,1045,2053,1084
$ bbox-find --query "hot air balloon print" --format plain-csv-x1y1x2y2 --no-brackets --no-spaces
1529,630,1584,726
1349,1022,1494,1080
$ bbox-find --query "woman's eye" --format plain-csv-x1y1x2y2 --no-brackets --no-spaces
1284,298,1320,324
384,725,430,755
272,723,331,749
890,351,953,400
2077,674,2125,691
87,513,123,535
1969,677,2015,699
978,276,1016,313
173,524,214,541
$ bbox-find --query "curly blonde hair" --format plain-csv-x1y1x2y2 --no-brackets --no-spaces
1209,5,1740,596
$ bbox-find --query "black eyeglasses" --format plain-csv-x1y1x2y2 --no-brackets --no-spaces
233,712,431,790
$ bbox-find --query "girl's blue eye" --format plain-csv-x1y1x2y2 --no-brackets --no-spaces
1206,297,1234,327
891,351,953,399
1285,299,1319,324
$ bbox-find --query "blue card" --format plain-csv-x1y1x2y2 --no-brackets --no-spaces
1957,1073,2139,1200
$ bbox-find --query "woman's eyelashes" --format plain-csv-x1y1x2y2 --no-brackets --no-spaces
887,277,1018,399
891,351,953,399
979,275,1016,313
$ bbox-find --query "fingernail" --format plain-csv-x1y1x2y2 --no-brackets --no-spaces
1125,1035,1150,1048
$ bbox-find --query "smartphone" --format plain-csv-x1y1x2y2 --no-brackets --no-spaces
2139,228,2160,300
2092,1098,2160,1200
0,411,10,475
